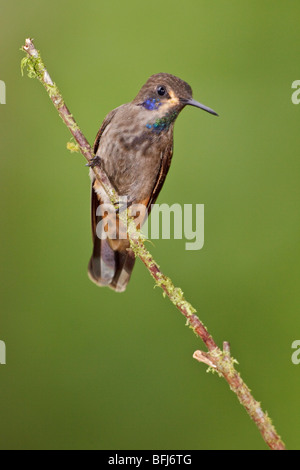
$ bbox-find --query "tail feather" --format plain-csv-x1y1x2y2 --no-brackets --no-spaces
88,185,136,292
88,238,135,292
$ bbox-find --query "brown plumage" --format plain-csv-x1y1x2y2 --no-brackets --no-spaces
88,73,218,292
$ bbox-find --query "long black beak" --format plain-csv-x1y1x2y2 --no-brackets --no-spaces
182,98,218,116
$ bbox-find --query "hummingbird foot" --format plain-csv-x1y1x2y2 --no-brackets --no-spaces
86,156,102,168
114,200,134,214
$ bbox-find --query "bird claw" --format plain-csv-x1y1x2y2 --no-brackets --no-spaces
86,156,102,168
114,200,133,214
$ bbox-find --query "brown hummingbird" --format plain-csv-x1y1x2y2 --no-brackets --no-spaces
88,73,218,292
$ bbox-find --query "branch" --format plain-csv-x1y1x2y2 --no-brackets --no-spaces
21,38,286,450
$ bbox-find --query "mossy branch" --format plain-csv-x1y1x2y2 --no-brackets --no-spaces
21,38,286,450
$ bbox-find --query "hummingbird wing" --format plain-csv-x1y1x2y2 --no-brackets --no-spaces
146,141,174,213
93,106,123,155
91,105,126,236
88,106,136,292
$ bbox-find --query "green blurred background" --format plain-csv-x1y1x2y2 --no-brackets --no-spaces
0,0,299,450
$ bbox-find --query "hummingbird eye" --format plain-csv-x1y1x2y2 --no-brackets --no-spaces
157,86,166,96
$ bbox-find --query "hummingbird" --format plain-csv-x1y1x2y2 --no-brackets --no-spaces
88,73,218,292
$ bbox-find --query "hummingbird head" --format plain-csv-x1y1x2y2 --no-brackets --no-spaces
133,73,218,119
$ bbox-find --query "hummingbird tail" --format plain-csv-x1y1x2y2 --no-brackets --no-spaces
88,238,136,293
89,184,136,292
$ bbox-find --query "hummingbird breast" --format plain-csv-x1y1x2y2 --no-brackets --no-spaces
95,103,174,204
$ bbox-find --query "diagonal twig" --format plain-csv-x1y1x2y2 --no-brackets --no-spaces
21,37,286,450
